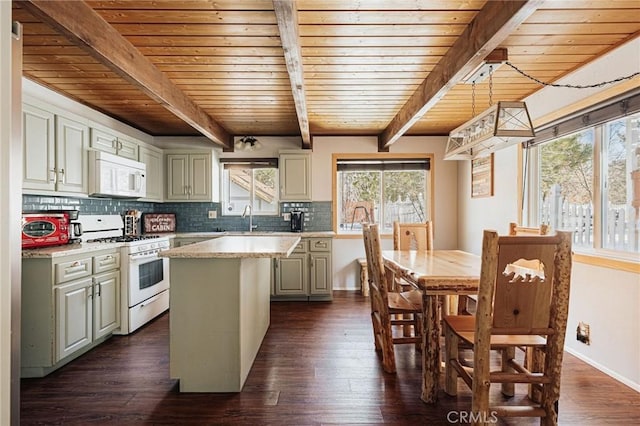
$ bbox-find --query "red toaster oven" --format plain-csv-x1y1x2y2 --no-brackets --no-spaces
21,212,70,249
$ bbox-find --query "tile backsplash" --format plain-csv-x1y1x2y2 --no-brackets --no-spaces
22,195,332,233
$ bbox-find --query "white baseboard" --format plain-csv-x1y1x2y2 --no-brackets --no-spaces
564,346,640,393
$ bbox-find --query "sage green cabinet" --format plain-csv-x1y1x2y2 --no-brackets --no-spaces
55,276,93,360
22,249,121,377
138,145,164,201
274,249,308,296
272,237,332,301
166,152,215,201
279,151,312,201
22,104,89,194
90,127,139,160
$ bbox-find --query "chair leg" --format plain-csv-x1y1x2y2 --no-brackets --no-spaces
444,324,459,396
414,313,423,351
380,308,397,373
402,312,412,337
528,347,545,403
501,347,516,397
370,312,382,351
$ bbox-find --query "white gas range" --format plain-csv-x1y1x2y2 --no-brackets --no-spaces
78,215,170,334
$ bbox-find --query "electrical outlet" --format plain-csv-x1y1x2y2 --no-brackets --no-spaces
576,321,590,345
208,210,217,219
283,212,291,221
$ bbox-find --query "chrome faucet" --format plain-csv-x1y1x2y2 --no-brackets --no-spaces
241,204,257,232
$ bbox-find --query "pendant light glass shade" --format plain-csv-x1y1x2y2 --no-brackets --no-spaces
234,136,262,151
445,101,534,160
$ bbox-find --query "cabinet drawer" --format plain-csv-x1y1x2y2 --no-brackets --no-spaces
292,239,309,253
309,238,331,252
55,258,92,284
93,252,120,274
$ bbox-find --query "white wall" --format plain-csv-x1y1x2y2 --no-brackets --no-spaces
457,37,640,391
2,8,23,424
310,135,458,290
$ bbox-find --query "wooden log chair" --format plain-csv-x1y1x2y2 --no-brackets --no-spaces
457,223,550,316
392,221,432,341
443,229,572,426
508,222,552,382
362,223,423,373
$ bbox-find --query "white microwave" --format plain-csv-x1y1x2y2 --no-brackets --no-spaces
89,150,146,198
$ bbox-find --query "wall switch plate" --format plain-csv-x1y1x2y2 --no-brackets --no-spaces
283,212,291,221
208,210,217,219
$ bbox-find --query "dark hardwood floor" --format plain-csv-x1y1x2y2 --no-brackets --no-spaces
21,291,639,425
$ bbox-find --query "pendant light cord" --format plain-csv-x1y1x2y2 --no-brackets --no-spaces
505,62,639,89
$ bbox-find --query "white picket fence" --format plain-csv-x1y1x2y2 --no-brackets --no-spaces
541,186,639,251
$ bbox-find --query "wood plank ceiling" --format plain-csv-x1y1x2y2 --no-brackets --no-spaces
12,0,640,150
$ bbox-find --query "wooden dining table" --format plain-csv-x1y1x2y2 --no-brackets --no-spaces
381,249,481,403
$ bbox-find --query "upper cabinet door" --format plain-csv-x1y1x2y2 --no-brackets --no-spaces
23,104,56,191
279,153,312,201
139,146,163,202
116,136,139,160
90,128,118,155
166,154,190,200
55,115,89,194
188,153,212,201
90,128,139,160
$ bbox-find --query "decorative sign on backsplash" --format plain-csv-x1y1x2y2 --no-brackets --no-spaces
144,213,176,233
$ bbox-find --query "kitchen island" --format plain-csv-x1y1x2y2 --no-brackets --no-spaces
159,235,301,392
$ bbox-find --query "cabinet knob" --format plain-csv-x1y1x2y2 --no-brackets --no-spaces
49,168,56,182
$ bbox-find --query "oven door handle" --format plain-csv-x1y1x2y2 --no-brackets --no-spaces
130,252,160,262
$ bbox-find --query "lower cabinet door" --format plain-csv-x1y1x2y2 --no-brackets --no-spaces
310,253,332,294
93,271,120,339
55,277,93,361
274,254,308,295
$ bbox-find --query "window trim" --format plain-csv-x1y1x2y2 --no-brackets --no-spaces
525,89,640,149
332,152,435,237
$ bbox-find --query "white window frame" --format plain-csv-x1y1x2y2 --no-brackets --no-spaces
220,159,280,217
525,97,640,259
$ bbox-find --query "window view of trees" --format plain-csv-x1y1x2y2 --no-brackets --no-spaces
535,112,639,253
337,165,428,233
540,131,593,204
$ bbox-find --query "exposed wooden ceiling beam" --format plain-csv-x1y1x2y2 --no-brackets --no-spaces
378,0,544,151
20,0,232,150
273,0,311,149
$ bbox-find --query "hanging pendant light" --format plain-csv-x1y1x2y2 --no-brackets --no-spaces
445,101,535,160
444,52,534,160
234,136,262,152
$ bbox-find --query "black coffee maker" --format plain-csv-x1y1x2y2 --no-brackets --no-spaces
290,210,304,232
61,209,82,243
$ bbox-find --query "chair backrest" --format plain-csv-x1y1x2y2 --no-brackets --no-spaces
393,221,433,251
475,230,572,338
509,222,549,236
362,223,392,308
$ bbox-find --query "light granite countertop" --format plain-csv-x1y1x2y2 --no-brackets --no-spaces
159,235,302,259
22,242,123,258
